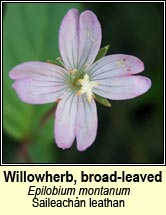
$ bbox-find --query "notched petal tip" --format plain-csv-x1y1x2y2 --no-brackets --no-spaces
118,54,145,74
56,141,74,150
76,133,96,151
66,8,79,15
81,10,98,18
8,62,39,80
77,145,89,152
93,75,152,100
140,76,152,94
128,76,152,98
11,79,32,104
9,66,20,80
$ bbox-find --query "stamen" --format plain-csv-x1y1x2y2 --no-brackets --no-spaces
77,74,99,102
69,68,77,75
55,98,62,103
83,63,89,69
116,59,127,71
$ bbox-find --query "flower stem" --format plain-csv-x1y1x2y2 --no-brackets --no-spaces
19,103,57,163
38,103,57,129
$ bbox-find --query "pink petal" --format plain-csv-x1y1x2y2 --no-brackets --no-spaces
9,61,67,80
93,76,151,100
78,10,101,69
59,9,79,69
55,92,78,149
76,95,98,151
89,54,144,80
9,62,67,104
59,9,101,69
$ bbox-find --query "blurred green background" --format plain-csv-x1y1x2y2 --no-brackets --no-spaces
3,3,164,164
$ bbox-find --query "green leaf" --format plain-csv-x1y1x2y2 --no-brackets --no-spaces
3,3,83,162
94,45,110,62
94,94,111,107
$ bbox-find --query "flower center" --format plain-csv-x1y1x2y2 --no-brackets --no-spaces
67,69,98,102
77,74,99,102
67,68,84,90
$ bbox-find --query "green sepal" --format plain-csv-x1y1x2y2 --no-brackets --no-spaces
47,58,64,68
94,94,111,107
94,45,110,62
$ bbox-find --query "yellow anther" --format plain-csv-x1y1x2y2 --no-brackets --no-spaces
69,68,77,75
55,98,62,103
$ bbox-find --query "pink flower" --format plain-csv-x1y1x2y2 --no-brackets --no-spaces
9,9,151,151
